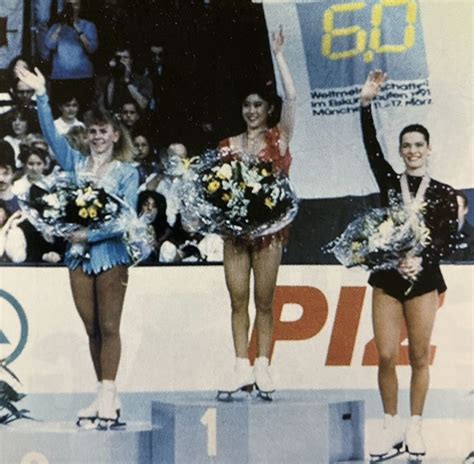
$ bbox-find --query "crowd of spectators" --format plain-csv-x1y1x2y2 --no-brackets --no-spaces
0,0,244,265
4,0,470,265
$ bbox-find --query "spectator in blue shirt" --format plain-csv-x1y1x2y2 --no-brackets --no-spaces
45,0,98,111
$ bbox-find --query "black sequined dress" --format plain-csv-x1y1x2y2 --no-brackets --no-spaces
360,105,458,301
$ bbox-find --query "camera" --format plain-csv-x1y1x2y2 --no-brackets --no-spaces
109,54,127,79
59,2,75,27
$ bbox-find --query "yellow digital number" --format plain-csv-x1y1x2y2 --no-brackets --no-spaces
366,0,417,62
321,2,367,61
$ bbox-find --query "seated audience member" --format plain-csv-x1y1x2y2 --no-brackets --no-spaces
0,78,39,137
133,132,160,185
144,142,187,227
45,0,98,109
448,190,474,261
0,140,63,263
96,46,152,114
137,190,171,263
0,204,27,263
3,109,34,167
54,93,85,135
0,142,19,209
12,146,50,197
120,101,143,136
23,133,57,175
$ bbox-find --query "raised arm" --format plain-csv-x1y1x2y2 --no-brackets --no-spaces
15,67,82,172
44,24,63,51
359,70,396,191
271,26,296,141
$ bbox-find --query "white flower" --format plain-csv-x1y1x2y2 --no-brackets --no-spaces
43,193,61,209
43,208,60,220
216,163,232,180
248,181,261,194
377,218,394,238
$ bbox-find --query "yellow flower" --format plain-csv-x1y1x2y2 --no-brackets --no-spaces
351,241,362,251
75,198,86,207
222,193,231,203
264,197,275,209
88,207,98,219
93,199,103,208
84,186,94,196
207,180,221,193
78,208,89,219
260,168,270,177
183,158,191,170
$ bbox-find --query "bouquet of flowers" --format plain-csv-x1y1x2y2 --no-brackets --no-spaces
19,172,153,263
179,149,299,237
325,197,431,277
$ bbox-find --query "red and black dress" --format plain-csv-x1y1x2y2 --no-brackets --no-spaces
361,105,458,302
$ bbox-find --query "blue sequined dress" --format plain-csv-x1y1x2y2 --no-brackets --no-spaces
37,93,139,274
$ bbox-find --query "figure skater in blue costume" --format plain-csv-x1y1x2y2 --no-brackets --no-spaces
17,66,138,430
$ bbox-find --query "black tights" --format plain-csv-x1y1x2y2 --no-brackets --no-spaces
223,240,282,359
69,265,128,381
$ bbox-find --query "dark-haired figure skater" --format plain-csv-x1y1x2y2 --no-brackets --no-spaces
360,70,458,460
17,66,138,430
217,27,296,401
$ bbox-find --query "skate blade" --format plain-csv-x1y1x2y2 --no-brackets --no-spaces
370,442,405,462
256,390,273,401
407,452,425,462
76,416,97,429
96,418,127,431
255,384,274,401
216,384,254,402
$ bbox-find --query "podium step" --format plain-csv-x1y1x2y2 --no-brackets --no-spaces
0,421,152,464
151,392,364,463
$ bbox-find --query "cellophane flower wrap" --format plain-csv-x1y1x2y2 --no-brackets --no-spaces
18,172,154,263
325,195,431,277
178,148,299,237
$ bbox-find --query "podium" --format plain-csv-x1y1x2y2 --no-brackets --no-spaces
0,421,152,464
151,392,364,463
1,391,365,463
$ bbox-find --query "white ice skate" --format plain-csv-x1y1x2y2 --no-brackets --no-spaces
76,382,102,429
96,380,126,430
253,357,275,401
217,358,255,401
370,414,405,462
405,416,426,460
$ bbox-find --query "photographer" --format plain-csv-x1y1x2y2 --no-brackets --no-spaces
96,46,152,115
45,0,98,111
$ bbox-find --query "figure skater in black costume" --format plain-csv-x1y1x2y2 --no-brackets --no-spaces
360,70,458,460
